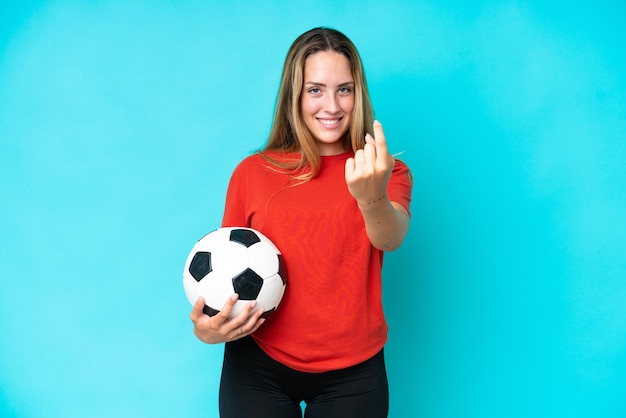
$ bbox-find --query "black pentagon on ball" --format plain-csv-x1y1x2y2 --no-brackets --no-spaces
232,268,263,300
229,228,260,248
277,254,287,285
189,251,212,282
260,307,275,319
203,305,220,317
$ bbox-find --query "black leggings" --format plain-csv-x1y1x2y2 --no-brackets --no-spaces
219,336,389,418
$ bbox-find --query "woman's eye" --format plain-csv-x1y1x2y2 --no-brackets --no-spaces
339,87,352,94
309,87,321,94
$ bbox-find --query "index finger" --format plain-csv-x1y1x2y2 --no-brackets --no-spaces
216,293,240,321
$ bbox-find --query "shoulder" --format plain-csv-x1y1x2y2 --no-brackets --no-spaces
392,158,410,171
226,154,262,188
230,151,302,184
235,152,264,168
230,152,268,176
392,158,413,183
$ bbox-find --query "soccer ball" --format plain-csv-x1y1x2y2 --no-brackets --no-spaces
183,227,287,319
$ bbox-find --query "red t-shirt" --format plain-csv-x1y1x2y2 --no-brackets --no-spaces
222,151,412,372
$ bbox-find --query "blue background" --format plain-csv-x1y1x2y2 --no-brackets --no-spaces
1,1,625,417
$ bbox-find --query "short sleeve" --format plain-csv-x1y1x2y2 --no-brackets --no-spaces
387,159,413,217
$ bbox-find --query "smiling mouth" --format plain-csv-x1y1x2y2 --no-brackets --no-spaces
317,118,342,126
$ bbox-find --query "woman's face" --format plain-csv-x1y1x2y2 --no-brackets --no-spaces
301,50,355,156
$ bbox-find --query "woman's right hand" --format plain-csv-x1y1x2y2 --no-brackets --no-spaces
190,294,265,344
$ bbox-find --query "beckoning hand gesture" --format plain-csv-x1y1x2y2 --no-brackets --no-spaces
345,120,409,251
345,120,395,207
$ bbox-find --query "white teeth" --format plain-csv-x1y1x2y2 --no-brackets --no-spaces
319,119,339,125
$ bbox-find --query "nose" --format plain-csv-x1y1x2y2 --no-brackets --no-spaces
323,93,340,113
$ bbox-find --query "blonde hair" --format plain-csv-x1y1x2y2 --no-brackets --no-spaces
263,27,374,180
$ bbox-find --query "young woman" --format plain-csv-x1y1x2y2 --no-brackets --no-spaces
190,27,412,417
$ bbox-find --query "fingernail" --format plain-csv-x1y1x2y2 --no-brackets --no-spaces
373,120,381,126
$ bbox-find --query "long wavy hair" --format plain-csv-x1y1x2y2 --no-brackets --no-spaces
262,27,374,181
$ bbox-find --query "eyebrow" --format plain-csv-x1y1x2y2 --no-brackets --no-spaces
304,81,355,87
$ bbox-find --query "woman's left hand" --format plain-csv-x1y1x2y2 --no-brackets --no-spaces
345,120,394,206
